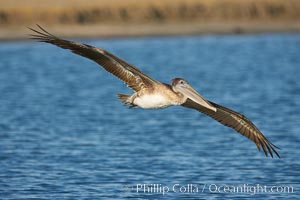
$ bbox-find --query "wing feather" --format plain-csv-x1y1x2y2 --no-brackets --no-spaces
182,99,280,158
28,25,158,91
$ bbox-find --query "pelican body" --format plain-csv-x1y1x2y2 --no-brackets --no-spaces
29,25,280,158
119,79,216,112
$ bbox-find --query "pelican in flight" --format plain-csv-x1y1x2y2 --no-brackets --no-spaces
29,25,280,158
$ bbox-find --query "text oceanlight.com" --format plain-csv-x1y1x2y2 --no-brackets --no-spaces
124,183,294,195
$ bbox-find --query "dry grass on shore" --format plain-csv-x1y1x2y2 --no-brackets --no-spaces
1,0,300,25
0,0,300,40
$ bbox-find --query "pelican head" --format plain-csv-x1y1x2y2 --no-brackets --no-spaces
172,78,217,112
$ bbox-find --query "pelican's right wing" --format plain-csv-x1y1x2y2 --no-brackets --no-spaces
29,25,158,92
182,99,280,158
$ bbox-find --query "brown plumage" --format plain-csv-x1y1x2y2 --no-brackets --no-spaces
29,25,156,92
29,25,280,158
182,99,280,158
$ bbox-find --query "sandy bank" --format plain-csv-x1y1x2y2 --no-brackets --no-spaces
0,0,300,40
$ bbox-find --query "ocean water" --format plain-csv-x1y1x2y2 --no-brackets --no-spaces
0,34,299,199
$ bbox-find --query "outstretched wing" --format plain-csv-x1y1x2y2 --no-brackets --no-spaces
29,25,158,92
182,99,280,158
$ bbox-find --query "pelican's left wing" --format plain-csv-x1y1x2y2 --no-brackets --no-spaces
29,25,158,92
182,99,280,158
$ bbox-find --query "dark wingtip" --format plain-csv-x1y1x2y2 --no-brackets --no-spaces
256,136,280,158
28,24,58,41
266,139,281,158
271,144,281,158
265,143,280,158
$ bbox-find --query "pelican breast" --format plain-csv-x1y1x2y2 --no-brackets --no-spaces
133,94,174,109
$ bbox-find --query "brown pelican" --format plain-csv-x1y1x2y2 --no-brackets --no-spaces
29,25,280,158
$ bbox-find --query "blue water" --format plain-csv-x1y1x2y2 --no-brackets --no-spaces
0,34,299,199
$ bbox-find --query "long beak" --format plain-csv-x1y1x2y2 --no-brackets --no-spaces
177,85,217,112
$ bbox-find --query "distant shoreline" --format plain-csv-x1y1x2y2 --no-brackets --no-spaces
1,0,300,41
2,21,300,41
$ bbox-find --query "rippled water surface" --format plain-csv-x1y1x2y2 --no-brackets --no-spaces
0,34,299,199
